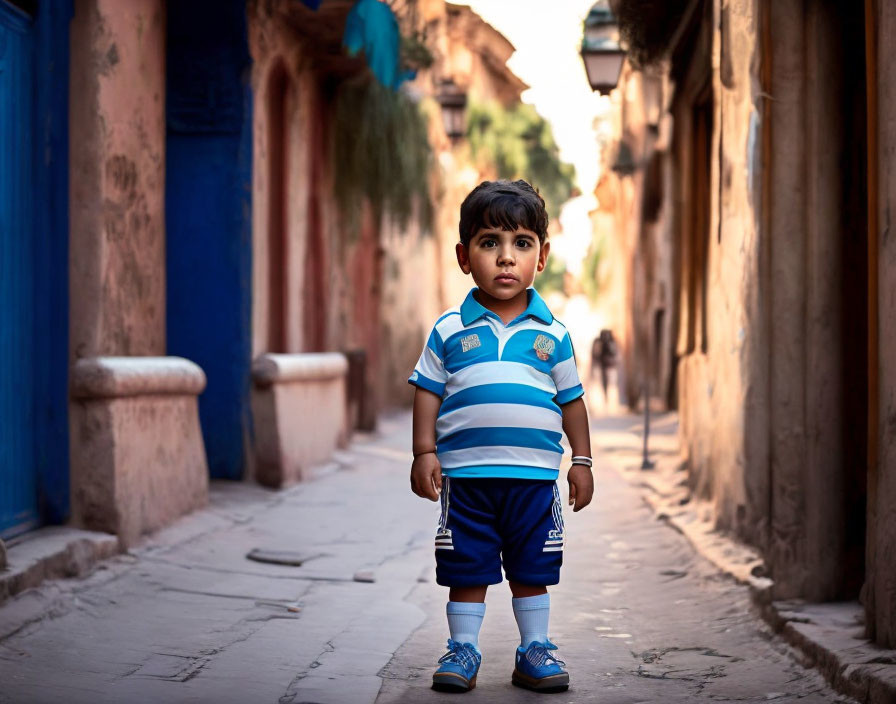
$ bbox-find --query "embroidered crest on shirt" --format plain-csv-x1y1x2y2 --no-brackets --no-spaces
533,334,555,361
460,333,481,353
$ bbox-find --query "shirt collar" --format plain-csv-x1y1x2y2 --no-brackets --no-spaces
460,287,554,327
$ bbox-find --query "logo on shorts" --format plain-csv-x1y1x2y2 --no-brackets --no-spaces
533,334,555,361
435,478,454,551
544,484,565,552
460,334,481,353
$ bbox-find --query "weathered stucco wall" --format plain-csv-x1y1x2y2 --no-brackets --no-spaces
249,1,447,415
674,0,868,602
248,10,314,357
69,0,166,359
67,1,212,544
701,0,757,544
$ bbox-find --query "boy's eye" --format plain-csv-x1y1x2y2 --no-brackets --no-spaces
480,239,497,248
516,239,532,248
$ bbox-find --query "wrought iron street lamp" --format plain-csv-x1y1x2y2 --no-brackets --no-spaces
436,79,468,141
580,2,625,95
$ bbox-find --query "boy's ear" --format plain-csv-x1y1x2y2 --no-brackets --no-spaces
536,240,550,272
456,242,472,274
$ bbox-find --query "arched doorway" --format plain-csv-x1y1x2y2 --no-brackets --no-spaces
266,60,292,353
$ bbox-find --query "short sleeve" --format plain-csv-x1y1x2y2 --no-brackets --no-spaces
408,325,448,397
551,331,584,405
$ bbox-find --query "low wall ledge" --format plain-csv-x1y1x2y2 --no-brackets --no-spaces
252,353,348,387
71,356,207,399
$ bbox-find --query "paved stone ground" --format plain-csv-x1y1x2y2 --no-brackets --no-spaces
0,410,852,703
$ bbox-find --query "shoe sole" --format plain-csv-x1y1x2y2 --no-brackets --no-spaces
511,668,569,693
432,672,476,692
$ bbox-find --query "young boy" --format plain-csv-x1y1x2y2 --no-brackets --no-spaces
408,180,593,693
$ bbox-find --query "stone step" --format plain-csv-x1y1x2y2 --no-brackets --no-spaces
0,527,119,604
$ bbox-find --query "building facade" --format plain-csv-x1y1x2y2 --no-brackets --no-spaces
610,0,896,647
0,0,528,555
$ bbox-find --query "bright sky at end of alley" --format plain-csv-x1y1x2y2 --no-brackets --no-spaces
466,0,612,271
466,0,609,199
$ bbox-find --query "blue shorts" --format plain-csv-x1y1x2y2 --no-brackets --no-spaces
434,477,564,587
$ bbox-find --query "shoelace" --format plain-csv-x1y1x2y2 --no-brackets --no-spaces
439,639,479,670
525,640,566,668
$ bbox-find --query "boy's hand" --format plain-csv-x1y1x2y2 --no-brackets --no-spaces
567,464,594,512
410,452,442,501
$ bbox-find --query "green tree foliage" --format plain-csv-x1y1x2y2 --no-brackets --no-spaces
466,100,577,222
466,100,577,296
331,77,434,236
538,250,568,297
581,229,607,303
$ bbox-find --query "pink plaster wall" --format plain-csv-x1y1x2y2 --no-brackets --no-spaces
69,0,166,358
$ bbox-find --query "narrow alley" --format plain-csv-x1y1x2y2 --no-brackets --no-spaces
0,412,851,703
3,2,896,703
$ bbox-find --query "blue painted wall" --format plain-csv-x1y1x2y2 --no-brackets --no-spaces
0,2,38,537
166,0,253,480
32,0,72,526
0,0,70,537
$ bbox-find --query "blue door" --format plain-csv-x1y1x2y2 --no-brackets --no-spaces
0,1,37,536
166,0,253,480
0,0,70,538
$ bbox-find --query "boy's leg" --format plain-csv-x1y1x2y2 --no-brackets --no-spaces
446,585,488,648
432,479,502,692
508,582,550,648
500,481,569,692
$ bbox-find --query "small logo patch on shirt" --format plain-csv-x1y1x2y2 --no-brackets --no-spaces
460,334,481,353
533,334,555,361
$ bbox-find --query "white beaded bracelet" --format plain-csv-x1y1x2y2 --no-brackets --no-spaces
571,455,593,468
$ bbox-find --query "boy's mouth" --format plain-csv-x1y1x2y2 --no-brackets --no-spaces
495,273,519,283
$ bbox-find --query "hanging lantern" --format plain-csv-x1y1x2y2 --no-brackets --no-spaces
436,79,468,141
580,2,626,95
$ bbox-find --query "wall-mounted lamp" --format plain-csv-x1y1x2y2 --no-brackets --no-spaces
436,79,468,141
580,2,626,95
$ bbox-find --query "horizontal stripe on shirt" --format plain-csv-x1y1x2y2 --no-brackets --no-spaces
439,383,561,416
441,464,559,480
436,402,563,438
444,360,556,396
438,445,562,470
438,426,564,454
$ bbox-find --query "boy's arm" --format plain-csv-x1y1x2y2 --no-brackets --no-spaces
561,397,594,512
410,387,442,501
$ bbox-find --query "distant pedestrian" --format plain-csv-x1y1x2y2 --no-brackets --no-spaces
408,180,593,693
591,329,618,405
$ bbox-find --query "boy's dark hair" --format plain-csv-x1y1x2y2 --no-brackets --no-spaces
458,180,549,247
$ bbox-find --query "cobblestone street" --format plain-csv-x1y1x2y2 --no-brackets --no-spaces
0,410,852,703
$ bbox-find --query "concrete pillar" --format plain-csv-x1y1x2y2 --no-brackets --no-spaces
765,0,866,601
250,353,348,487
868,0,896,649
70,358,209,547
802,1,847,602
765,0,809,597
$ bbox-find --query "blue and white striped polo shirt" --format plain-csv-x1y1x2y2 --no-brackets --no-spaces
408,287,584,480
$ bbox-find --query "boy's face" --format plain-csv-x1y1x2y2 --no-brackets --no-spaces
456,226,549,303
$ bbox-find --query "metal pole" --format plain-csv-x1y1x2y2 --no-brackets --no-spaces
641,384,654,469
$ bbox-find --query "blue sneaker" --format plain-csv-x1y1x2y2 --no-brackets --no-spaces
512,639,570,692
432,639,481,692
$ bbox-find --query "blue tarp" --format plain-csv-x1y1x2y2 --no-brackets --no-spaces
343,0,415,88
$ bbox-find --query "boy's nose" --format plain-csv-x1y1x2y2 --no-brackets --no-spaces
497,248,515,265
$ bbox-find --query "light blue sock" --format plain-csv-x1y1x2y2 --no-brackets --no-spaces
512,593,550,648
446,601,486,650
